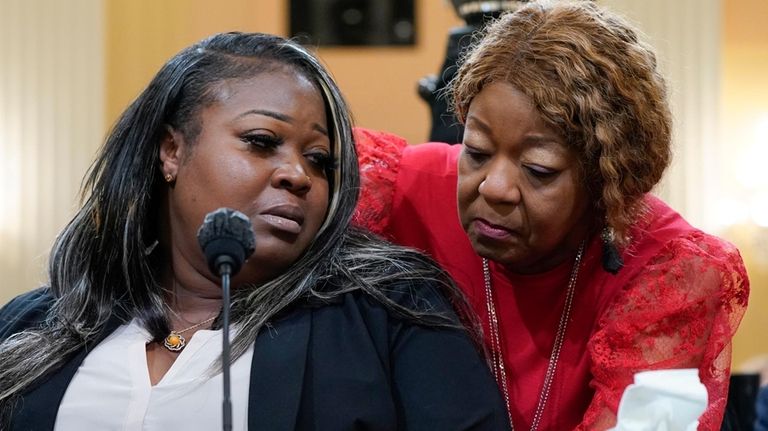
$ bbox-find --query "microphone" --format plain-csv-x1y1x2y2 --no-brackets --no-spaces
197,208,256,277
197,208,255,431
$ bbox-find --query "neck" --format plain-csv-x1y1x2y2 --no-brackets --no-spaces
504,221,598,274
163,272,223,327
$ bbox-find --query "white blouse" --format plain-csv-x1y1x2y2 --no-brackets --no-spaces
55,320,253,431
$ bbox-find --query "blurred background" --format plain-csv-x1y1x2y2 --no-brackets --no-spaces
0,0,766,374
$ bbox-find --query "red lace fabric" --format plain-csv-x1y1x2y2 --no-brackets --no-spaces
583,230,749,430
353,128,408,235
352,128,750,430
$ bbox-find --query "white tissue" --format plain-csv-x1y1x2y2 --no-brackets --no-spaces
608,368,708,431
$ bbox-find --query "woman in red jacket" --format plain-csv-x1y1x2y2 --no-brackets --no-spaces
354,1,749,429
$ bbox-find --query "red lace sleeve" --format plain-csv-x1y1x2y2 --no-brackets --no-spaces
352,128,408,236
580,231,750,430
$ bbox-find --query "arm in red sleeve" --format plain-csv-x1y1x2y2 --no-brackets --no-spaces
580,231,750,430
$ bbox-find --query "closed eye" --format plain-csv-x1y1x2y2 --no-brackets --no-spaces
305,151,336,175
525,164,558,179
241,133,282,150
462,145,490,165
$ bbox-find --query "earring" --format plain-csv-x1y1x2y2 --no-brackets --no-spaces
165,173,174,183
601,225,624,274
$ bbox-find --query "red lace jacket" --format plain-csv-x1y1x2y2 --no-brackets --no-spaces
352,128,750,430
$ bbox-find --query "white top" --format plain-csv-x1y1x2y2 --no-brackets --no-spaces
55,320,253,431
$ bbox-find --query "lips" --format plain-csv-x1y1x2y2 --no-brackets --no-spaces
260,204,305,235
472,217,518,241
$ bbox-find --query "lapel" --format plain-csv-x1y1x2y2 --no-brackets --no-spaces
247,306,312,431
11,315,124,430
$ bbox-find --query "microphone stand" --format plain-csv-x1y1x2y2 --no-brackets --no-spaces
219,263,233,431
196,207,255,431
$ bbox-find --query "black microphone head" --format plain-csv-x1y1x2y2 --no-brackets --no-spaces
196,208,256,277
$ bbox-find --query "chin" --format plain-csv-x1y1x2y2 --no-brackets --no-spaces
472,233,518,257
472,240,509,262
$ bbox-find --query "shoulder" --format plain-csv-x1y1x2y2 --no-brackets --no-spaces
396,143,460,206
353,127,460,177
353,128,409,234
370,276,457,320
0,287,55,341
401,141,461,174
354,128,408,176
352,128,461,237
331,228,461,323
598,195,749,328
631,195,748,291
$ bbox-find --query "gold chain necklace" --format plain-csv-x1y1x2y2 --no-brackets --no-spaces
162,316,217,352
483,241,585,430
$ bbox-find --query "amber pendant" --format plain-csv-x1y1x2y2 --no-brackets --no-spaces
163,331,186,352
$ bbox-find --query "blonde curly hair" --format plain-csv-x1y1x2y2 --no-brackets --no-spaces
450,0,672,245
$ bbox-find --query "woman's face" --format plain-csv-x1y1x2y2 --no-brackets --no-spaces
161,68,332,285
457,82,592,273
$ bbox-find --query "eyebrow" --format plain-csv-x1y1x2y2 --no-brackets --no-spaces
236,109,328,136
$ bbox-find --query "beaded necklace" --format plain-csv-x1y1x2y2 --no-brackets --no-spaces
482,241,585,430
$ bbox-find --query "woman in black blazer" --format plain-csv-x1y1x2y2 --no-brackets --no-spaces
0,33,508,430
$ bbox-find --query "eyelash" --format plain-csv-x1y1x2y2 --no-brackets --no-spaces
242,133,282,149
306,152,336,173
465,146,558,180
525,165,557,179
241,133,336,173
464,146,489,164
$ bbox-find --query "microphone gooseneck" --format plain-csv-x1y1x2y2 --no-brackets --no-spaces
196,208,255,431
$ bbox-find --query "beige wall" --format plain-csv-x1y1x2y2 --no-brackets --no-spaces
106,0,286,129
105,0,461,143
0,0,104,304
720,0,768,369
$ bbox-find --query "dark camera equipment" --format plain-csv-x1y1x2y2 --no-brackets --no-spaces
418,1,526,143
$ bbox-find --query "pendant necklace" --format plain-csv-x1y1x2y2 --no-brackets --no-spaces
483,241,585,430
162,315,217,352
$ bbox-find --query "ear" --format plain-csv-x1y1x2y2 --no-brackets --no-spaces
159,126,184,181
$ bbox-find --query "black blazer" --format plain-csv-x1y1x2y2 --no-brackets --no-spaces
0,287,509,430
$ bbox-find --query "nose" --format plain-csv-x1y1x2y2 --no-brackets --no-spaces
477,161,522,205
271,159,312,195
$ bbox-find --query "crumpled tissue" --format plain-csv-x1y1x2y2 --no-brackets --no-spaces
608,368,707,431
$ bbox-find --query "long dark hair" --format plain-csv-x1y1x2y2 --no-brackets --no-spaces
0,32,470,423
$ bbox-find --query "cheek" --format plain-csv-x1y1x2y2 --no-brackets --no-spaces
456,178,475,224
535,178,587,230
456,164,472,210
456,160,479,209
306,183,331,229
561,173,588,215
183,150,249,198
